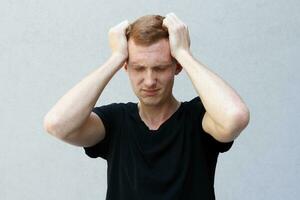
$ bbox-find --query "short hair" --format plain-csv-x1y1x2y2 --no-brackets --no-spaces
126,14,169,46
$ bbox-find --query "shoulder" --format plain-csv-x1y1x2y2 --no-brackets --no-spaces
91,101,134,132
182,96,205,115
92,101,135,117
93,101,129,111
183,96,202,107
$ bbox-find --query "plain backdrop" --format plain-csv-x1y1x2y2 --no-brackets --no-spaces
1,0,299,199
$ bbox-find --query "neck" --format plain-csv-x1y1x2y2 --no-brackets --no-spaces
137,95,181,128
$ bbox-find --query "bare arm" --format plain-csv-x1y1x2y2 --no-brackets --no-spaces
177,51,249,142
163,13,249,142
44,55,124,137
43,20,130,146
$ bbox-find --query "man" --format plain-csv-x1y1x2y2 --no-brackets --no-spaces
44,13,250,200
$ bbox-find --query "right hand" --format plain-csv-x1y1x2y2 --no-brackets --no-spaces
108,20,130,62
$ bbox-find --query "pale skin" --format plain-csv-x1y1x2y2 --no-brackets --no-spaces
161,13,250,142
43,13,249,147
43,20,130,146
124,38,182,130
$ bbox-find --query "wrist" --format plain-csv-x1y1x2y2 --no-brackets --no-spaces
175,49,193,64
100,53,126,72
111,52,128,62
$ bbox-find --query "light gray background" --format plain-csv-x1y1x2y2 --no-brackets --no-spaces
1,0,299,199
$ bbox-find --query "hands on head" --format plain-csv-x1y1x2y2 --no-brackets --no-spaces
162,13,191,59
108,20,130,62
108,13,191,70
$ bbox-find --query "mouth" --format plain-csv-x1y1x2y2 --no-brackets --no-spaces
142,89,160,96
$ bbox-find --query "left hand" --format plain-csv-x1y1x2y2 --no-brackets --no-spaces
162,13,191,59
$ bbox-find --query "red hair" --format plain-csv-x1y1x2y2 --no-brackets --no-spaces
126,14,169,46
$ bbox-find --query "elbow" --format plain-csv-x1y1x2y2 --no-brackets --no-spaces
43,114,52,132
43,115,66,139
237,106,250,129
224,107,250,140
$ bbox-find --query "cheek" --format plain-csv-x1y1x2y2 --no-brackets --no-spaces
160,71,174,82
129,73,141,86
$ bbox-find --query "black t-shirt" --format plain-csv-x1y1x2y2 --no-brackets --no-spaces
83,96,234,200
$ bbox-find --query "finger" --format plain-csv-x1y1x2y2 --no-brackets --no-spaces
164,15,177,31
167,13,181,24
169,13,182,23
120,20,131,33
166,13,177,25
168,13,188,29
115,20,128,29
121,20,130,28
162,17,171,29
166,12,176,18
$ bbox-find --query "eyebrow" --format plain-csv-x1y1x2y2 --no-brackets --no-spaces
129,63,173,68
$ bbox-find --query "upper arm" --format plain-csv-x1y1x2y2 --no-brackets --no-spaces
61,112,106,147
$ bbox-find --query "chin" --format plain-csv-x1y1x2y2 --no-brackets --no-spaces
139,96,165,107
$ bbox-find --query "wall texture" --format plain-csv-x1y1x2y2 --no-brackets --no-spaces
1,0,299,199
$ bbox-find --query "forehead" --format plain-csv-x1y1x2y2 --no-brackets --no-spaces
128,39,172,65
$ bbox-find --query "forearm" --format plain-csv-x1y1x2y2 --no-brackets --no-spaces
176,51,248,130
44,54,125,138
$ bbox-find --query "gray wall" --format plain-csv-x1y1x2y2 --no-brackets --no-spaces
1,0,299,199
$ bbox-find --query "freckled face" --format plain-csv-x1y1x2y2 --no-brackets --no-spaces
125,38,181,107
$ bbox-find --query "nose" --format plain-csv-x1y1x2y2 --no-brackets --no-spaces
144,70,157,88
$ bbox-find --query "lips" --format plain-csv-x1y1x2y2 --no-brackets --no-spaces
143,89,159,96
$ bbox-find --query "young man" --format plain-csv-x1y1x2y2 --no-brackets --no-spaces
44,13,250,200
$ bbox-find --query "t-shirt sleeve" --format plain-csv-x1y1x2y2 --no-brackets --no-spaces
83,103,121,160
189,96,234,153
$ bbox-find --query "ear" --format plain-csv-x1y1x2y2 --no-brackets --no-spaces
174,60,183,75
123,61,128,71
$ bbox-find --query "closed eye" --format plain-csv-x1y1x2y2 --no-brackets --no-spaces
154,66,167,71
135,67,144,72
